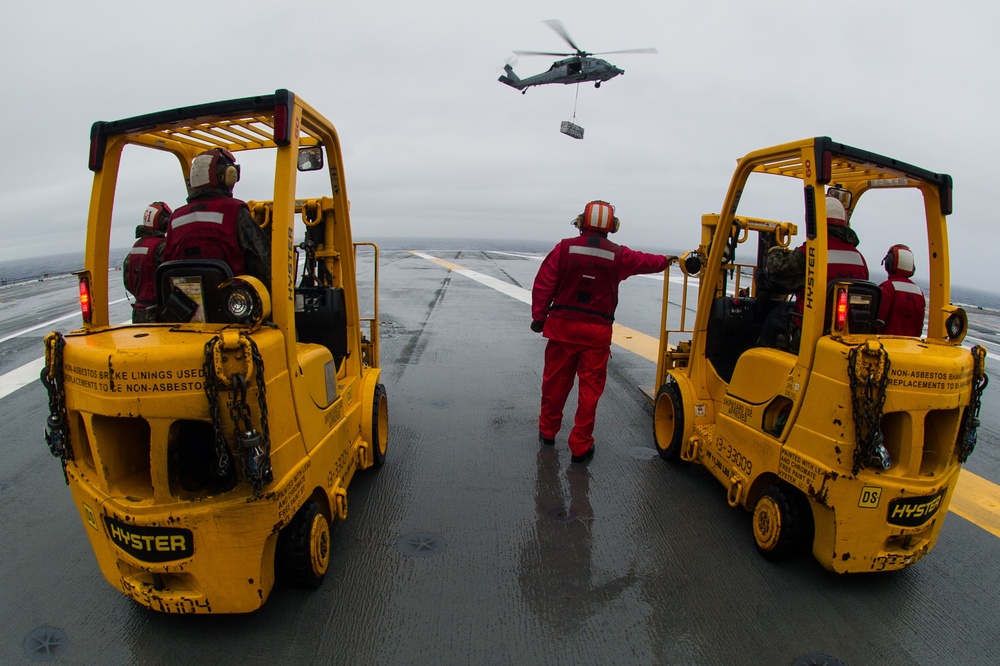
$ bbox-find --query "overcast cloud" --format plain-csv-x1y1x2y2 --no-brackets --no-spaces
1,0,996,290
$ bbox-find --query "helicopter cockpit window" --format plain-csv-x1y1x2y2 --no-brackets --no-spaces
297,146,324,172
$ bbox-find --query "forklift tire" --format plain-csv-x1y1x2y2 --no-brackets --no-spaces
653,382,684,461
370,383,388,468
752,484,813,562
277,500,331,589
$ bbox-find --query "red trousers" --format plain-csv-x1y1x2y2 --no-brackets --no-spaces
538,339,611,455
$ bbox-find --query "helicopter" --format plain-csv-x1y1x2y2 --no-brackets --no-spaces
498,20,657,94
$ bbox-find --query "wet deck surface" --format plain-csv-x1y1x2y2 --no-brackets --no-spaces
2,249,999,665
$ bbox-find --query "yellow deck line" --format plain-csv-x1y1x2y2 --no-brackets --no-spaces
415,250,1000,538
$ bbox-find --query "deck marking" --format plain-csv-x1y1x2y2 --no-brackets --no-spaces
413,250,1000,540
0,357,45,401
0,297,128,345
949,469,1000,538
0,314,131,399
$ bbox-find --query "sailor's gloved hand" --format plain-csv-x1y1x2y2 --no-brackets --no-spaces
530,320,544,333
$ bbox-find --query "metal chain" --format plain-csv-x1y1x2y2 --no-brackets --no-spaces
247,334,273,488
40,332,72,484
958,345,989,463
202,337,231,477
847,341,892,475
228,373,254,434
203,333,272,496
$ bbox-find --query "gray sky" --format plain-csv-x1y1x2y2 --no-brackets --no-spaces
2,0,996,290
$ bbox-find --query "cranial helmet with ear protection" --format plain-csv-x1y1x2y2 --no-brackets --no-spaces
189,148,241,190
573,200,620,233
826,196,847,226
142,201,172,232
883,244,916,277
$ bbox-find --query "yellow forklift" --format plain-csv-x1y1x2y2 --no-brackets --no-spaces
651,137,988,572
40,90,388,612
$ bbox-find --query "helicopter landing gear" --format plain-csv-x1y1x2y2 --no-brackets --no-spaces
595,81,601,88
521,89,527,95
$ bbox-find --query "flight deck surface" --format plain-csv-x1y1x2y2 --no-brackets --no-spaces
2,248,999,665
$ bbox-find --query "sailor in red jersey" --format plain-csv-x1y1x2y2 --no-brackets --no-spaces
123,201,172,323
878,244,926,336
531,200,675,463
164,148,270,285
759,195,868,348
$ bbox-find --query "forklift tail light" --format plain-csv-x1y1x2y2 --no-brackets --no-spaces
834,286,849,333
820,149,833,184
79,276,93,323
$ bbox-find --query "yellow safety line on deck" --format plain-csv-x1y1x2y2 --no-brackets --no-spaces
950,470,1000,538
413,250,1000,539
612,324,662,360
415,253,462,272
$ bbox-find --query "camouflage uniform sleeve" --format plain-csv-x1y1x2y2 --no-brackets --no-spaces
237,207,271,286
765,246,806,291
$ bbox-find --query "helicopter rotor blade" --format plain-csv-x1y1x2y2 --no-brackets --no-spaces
592,47,659,55
512,50,575,57
542,19,583,55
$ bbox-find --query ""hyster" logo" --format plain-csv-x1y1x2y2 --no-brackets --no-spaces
104,516,194,563
886,490,946,527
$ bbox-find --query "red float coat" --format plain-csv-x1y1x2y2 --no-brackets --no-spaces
124,234,164,310
532,232,669,454
532,233,669,346
791,235,869,314
879,274,925,336
164,197,247,275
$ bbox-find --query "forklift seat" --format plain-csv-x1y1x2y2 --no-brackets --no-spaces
156,259,234,323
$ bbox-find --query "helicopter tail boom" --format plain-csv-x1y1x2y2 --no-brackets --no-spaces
497,64,524,90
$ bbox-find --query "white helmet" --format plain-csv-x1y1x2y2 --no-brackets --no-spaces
826,196,847,226
883,244,916,277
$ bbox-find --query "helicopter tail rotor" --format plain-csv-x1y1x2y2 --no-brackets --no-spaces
494,55,519,75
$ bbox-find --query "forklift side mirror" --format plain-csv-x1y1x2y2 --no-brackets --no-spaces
297,146,324,172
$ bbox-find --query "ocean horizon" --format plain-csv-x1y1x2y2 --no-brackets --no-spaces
3,239,999,312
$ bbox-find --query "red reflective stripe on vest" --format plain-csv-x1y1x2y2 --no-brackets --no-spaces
827,237,868,280
794,238,868,315
164,197,246,275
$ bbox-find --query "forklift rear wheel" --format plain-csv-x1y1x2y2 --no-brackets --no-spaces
371,383,388,468
277,500,331,589
653,382,684,461
752,484,812,562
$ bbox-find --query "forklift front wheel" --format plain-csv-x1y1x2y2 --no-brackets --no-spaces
752,484,813,562
653,382,684,461
277,500,331,589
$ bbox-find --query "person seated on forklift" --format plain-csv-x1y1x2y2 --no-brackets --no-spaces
878,243,926,336
123,201,172,323
758,195,868,350
163,148,271,286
